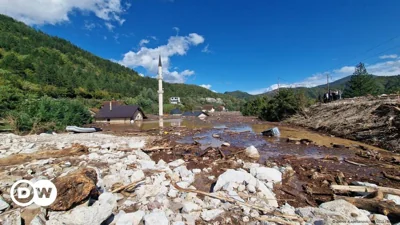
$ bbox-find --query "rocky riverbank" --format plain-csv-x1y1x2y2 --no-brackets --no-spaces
0,132,398,224
286,96,400,152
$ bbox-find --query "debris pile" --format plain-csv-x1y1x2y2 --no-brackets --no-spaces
0,131,399,224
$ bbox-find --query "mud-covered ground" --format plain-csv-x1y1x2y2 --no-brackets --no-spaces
132,112,400,209
287,95,400,152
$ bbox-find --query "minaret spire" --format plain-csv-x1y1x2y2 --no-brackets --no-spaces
157,55,164,117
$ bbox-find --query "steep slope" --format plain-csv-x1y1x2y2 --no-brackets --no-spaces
0,14,242,111
224,90,255,100
287,96,400,152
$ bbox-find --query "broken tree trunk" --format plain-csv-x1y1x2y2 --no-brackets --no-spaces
331,185,400,196
382,172,400,181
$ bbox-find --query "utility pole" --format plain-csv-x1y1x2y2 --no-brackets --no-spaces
326,73,330,92
277,77,280,93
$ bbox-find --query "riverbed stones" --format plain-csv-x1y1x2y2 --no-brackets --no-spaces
168,159,185,168
50,168,99,211
385,194,400,205
319,199,371,225
114,210,145,225
245,145,260,159
0,196,10,211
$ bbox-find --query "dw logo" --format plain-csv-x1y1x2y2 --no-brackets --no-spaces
10,180,57,207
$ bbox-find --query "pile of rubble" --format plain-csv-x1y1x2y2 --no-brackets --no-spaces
0,133,397,224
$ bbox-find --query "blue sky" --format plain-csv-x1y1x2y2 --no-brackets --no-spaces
1,0,400,94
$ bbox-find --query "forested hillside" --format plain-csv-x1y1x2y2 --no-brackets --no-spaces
0,14,243,132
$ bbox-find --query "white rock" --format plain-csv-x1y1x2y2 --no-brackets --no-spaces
245,146,260,159
242,216,250,222
143,210,169,225
168,188,178,198
280,203,296,215
130,170,145,183
201,209,224,221
208,176,215,181
30,215,46,225
250,167,282,183
115,210,145,225
237,184,246,192
319,199,371,225
47,192,117,225
172,222,185,225
0,209,21,225
88,153,100,160
222,142,230,147
182,202,201,213
192,169,201,174
243,162,260,169
386,194,400,205
370,214,390,224
135,149,151,161
168,159,185,168
247,184,256,193
137,160,156,170
0,197,10,211
128,140,145,149
256,181,278,207
213,169,258,192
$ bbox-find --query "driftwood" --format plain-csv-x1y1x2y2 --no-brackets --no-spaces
218,148,226,159
331,185,400,196
0,144,88,167
382,172,400,181
111,178,145,193
335,191,400,220
344,159,367,167
168,176,305,223
142,146,172,152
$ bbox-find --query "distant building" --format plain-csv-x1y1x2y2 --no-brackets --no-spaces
170,97,181,104
216,105,226,112
170,108,182,116
95,101,146,123
202,105,215,113
182,111,209,119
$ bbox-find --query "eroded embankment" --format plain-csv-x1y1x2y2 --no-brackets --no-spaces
286,96,400,152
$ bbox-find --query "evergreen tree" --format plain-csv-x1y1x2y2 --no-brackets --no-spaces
343,62,379,98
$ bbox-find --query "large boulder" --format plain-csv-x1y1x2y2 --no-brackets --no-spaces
49,168,99,211
47,192,117,225
318,199,371,225
245,146,260,159
213,169,257,192
250,167,282,183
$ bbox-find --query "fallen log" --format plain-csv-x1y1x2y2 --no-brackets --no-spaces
142,146,172,152
382,172,400,181
0,144,88,167
218,148,226,159
331,185,400,196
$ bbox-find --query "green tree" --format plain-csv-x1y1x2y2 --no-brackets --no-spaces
343,62,380,97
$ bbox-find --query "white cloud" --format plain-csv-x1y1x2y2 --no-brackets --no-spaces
0,0,127,28
202,44,211,53
173,27,180,35
149,36,157,40
118,33,205,83
138,73,144,77
84,21,96,30
200,84,212,89
379,54,398,59
248,59,400,95
105,22,115,31
139,39,150,47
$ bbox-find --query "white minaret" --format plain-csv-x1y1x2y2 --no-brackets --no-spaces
157,55,164,117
